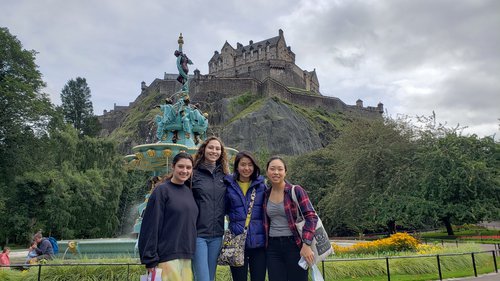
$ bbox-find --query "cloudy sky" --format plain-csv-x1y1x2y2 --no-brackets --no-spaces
2,0,499,137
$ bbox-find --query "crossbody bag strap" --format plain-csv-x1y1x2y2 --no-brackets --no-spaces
244,187,257,230
291,185,305,221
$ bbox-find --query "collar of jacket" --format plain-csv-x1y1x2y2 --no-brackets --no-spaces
196,163,223,175
265,181,293,195
224,174,264,190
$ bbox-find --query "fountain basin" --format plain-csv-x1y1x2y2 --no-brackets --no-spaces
58,238,138,259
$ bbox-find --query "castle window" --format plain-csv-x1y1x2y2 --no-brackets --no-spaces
243,52,246,60
259,48,262,55
266,45,270,52
251,50,253,57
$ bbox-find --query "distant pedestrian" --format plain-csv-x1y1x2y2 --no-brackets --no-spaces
26,232,54,263
0,247,10,269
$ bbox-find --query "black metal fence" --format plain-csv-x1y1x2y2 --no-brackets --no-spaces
1,250,498,281
319,250,498,281
422,238,500,253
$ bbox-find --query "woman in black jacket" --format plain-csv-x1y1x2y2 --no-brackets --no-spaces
191,136,229,281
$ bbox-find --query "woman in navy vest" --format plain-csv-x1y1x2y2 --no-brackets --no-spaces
224,151,267,281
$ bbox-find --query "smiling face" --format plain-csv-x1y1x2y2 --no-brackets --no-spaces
266,158,286,186
204,139,222,164
237,156,254,182
171,158,193,184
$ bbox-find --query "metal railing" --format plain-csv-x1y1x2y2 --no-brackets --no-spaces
1,250,498,281
422,238,500,253
318,250,498,281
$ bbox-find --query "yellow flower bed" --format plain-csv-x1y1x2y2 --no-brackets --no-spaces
416,243,443,254
332,233,424,254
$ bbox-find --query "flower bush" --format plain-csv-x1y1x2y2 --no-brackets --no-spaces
332,232,421,254
416,243,443,254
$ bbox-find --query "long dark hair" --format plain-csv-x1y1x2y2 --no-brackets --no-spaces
233,151,261,181
193,136,229,175
161,152,194,187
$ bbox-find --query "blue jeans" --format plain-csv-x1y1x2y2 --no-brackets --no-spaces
193,236,223,281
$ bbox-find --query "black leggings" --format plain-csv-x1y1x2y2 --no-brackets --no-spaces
266,236,308,281
230,247,267,281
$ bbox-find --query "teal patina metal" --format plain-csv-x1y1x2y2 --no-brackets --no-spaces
154,33,203,147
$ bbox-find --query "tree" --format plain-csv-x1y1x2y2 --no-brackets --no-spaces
415,132,500,235
0,27,52,244
60,77,94,134
0,27,52,173
315,117,422,235
288,147,337,213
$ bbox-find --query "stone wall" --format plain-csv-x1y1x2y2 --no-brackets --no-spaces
99,72,382,136
190,76,260,101
190,74,381,118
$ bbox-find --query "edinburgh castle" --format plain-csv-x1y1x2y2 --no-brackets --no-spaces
99,30,383,152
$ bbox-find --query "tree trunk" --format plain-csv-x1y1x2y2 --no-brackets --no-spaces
442,216,454,236
387,220,396,234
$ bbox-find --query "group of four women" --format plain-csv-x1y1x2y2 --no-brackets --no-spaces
138,136,318,281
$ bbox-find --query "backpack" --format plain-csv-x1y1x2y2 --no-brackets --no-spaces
47,237,59,255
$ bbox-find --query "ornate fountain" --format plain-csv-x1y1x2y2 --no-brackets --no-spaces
124,33,237,235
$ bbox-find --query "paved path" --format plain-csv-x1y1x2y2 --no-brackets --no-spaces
443,272,499,280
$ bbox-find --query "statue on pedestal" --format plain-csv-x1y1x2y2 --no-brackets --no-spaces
153,33,207,147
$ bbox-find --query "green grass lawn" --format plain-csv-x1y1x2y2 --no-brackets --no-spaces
420,226,500,243
1,245,498,281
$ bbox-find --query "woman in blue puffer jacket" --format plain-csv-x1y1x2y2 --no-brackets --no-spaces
224,151,267,281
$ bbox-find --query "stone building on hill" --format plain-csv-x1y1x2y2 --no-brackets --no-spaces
208,29,320,94
99,30,384,142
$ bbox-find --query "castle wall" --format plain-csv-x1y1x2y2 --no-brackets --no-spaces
98,109,127,136
190,77,260,101
269,63,306,90
260,78,382,118
207,60,315,92
276,38,294,63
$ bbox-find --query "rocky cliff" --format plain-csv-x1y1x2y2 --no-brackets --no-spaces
107,86,362,156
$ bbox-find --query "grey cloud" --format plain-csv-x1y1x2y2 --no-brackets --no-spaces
1,0,498,136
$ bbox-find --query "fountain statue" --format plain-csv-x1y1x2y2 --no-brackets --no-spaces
124,33,237,235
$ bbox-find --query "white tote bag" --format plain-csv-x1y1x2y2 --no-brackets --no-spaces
291,185,334,264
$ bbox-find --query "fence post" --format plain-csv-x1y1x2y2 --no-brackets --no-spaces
492,250,498,273
455,240,458,248
471,253,478,277
436,254,443,281
441,240,444,247
322,260,325,277
38,264,42,281
385,257,390,281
